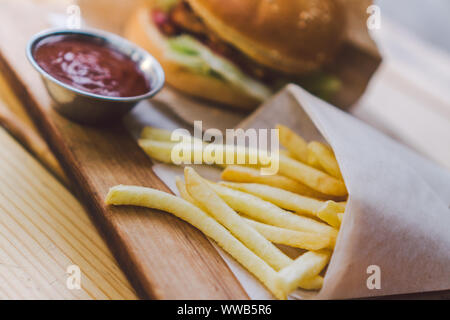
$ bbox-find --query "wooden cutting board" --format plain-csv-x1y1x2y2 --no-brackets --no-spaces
0,0,247,299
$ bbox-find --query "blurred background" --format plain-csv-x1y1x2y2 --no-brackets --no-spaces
378,0,450,52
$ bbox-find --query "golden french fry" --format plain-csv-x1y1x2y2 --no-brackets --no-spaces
140,126,174,141
337,201,347,211
176,178,325,291
141,126,207,147
140,126,265,165
139,139,225,168
307,141,343,180
176,176,197,204
220,182,343,228
278,149,293,158
138,140,182,163
316,201,344,228
277,124,308,163
105,184,285,299
243,217,333,250
184,167,292,271
337,213,344,223
297,274,324,291
138,139,210,165
208,182,338,243
307,148,323,170
278,154,348,197
221,165,332,200
220,182,324,215
139,140,270,168
277,250,331,294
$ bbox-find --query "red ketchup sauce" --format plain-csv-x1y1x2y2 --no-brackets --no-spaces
33,35,150,97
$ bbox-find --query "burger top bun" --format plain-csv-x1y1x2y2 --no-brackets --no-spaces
187,0,347,75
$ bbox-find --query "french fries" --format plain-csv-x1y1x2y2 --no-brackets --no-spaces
139,139,270,168
139,126,347,197
221,165,332,200
176,176,201,206
105,184,285,299
278,153,348,197
337,201,347,211
106,169,338,298
179,176,333,250
140,126,175,141
306,148,323,170
220,182,324,215
278,149,294,159
277,124,308,163
141,126,206,146
180,172,331,292
316,201,344,228
307,141,343,180
295,274,324,291
207,182,338,242
277,123,344,181
117,124,351,299
184,167,292,271
219,182,344,227
242,217,333,250
138,140,182,163
277,250,331,294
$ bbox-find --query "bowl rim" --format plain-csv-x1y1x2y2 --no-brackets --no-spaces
26,28,165,102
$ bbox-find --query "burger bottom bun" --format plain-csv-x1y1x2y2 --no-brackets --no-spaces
124,7,263,111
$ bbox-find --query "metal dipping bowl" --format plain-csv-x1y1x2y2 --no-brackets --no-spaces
26,28,165,125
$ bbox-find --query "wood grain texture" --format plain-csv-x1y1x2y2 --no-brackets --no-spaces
0,127,137,299
0,0,247,299
0,100,68,185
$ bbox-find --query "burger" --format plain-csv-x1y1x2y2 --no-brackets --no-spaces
125,0,346,110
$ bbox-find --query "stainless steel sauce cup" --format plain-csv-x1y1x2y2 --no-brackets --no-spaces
27,28,165,125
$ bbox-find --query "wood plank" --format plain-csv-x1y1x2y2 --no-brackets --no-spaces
0,127,137,299
0,0,247,299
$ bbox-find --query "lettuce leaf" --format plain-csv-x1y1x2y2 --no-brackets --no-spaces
166,35,273,102
296,73,341,101
165,35,341,102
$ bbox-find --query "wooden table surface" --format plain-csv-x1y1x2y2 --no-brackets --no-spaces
0,1,449,300
0,74,137,299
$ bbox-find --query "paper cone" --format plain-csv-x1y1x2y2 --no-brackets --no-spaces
238,84,450,299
